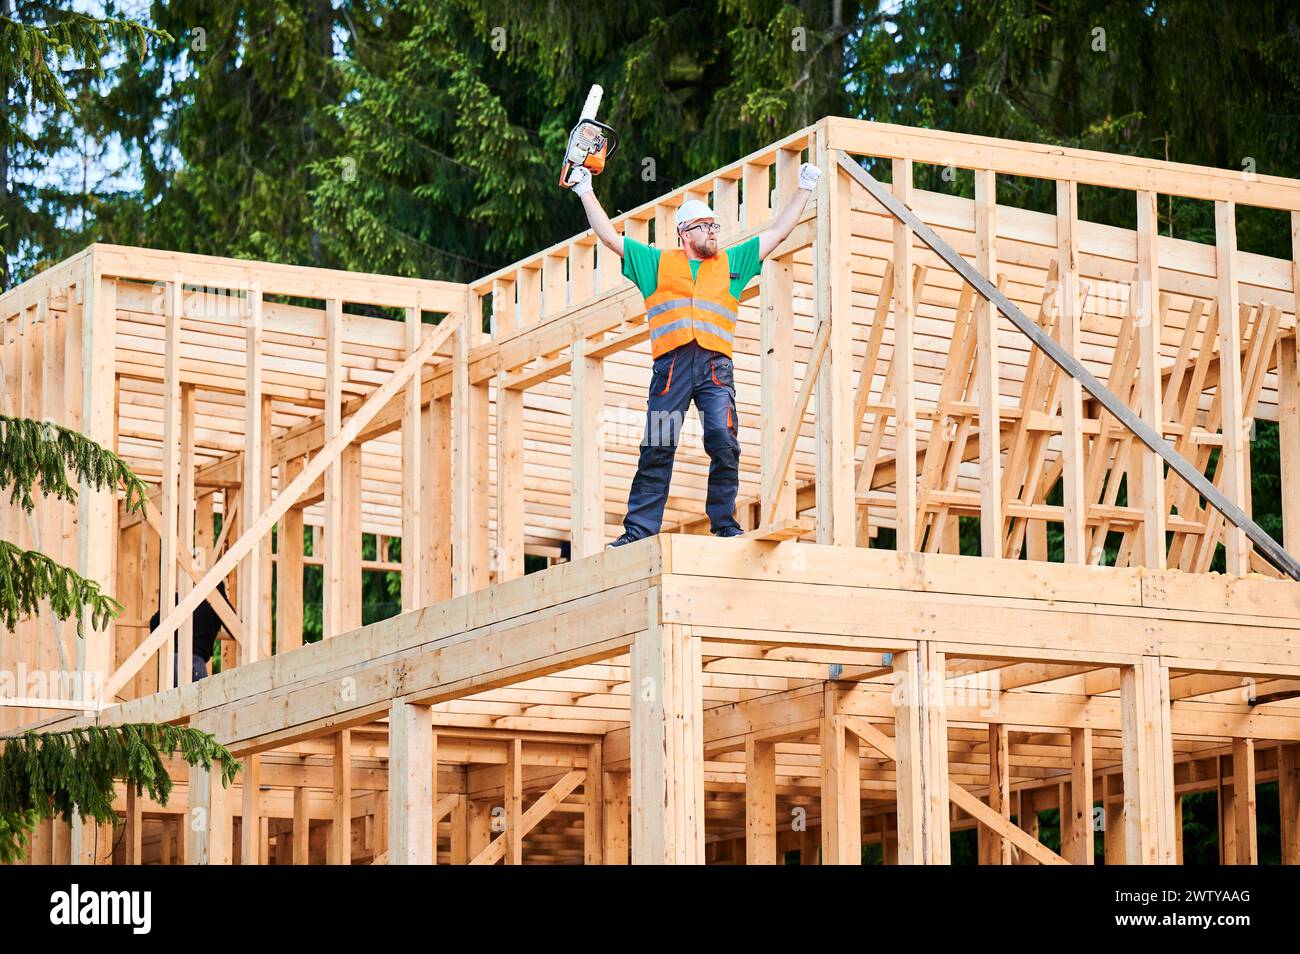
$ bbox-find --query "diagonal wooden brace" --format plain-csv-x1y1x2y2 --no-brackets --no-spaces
834,150,1300,581
102,312,463,701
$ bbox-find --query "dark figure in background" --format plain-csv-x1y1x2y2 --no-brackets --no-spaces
150,580,229,684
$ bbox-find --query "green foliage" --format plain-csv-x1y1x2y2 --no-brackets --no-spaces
0,539,121,635
76,2,869,281
853,1,1300,255
0,723,239,862
0,6,166,129
97,0,349,270
0,413,148,515
1180,790,1220,864
0,413,149,636
1,2,170,286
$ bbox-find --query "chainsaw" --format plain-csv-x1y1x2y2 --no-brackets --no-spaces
558,85,619,189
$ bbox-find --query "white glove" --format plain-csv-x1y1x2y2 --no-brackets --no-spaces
567,165,593,196
797,162,821,191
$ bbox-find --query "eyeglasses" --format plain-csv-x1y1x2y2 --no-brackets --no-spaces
680,222,721,235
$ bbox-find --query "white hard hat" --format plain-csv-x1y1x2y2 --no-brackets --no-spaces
674,199,717,230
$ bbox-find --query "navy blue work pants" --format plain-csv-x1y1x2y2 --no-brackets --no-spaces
622,340,741,540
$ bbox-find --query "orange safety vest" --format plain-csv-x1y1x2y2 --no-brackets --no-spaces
643,250,739,359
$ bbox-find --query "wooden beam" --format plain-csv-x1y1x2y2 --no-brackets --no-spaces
743,516,815,541
75,259,115,728
813,143,857,546
713,175,739,244
388,699,434,865
240,753,261,864
820,687,861,864
1280,743,1300,865
187,758,231,865
745,737,777,864
338,442,362,632
242,287,266,657
493,276,517,336
1135,191,1167,568
276,455,304,652
743,159,770,230
986,722,1012,864
1285,213,1300,555
470,768,585,865
974,170,1003,558
1232,737,1258,865
542,252,566,316
452,313,490,594
449,795,468,864
425,392,452,603
496,385,525,580
584,741,604,865
760,253,796,524
1281,333,1300,557
890,645,950,863
136,497,244,645
124,784,142,864
892,157,918,551
430,732,440,863
1104,773,1124,864
322,298,345,638
1056,181,1087,563
761,319,829,513
258,419,273,651
292,785,309,865
630,612,703,864
570,332,605,557
1215,201,1249,574
602,771,630,865
159,277,181,688
504,737,523,864
330,729,351,865
401,305,425,610
952,780,1068,866
178,384,197,681
1120,658,1176,863
825,117,1300,210
1067,726,1094,864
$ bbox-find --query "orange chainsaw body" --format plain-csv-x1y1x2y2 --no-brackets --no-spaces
559,118,618,188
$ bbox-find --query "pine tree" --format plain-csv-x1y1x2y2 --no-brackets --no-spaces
0,1,170,287
0,6,236,865
0,414,239,863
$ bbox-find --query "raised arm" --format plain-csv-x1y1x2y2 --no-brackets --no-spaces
568,167,624,258
758,162,820,260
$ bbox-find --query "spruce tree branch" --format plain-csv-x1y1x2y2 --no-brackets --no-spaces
0,415,148,516
0,723,239,863
0,538,122,636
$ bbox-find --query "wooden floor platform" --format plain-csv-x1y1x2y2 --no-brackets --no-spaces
20,534,1300,865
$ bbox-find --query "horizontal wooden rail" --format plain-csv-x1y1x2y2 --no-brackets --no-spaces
834,150,1300,581
471,126,818,341
827,117,1300,211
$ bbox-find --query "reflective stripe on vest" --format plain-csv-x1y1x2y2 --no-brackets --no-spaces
643,250,739,359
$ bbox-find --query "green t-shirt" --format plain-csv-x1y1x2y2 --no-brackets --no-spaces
621,235,762,302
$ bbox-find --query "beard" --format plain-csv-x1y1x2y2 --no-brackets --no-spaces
690,236,719,258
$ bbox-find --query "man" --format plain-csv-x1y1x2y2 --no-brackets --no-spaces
567,159,820,546
149,579,230,683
